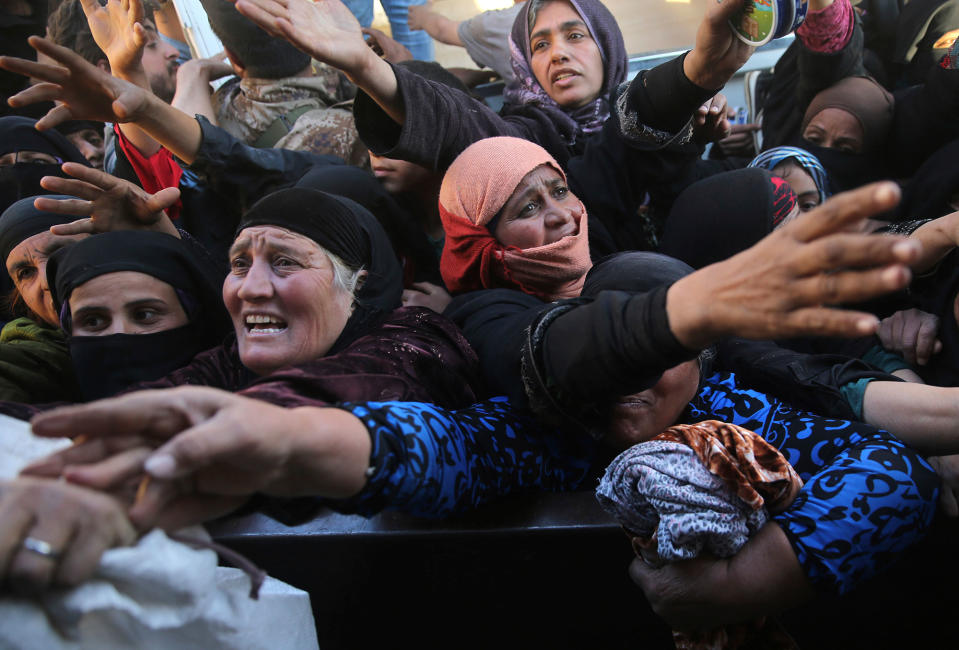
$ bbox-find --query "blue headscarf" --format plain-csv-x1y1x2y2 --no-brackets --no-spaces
748,146,830,204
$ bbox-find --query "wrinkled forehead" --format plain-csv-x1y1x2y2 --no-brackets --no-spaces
230,225,321,255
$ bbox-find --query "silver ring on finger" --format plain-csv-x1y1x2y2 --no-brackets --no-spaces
21,536,61,561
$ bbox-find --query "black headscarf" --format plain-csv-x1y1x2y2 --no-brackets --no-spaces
582,251,715,380
295,164,441,284
236,187,403,352
660,168,795,269
0,116,90,213
0,194,79,265
47,230,232,401
899,138,959,220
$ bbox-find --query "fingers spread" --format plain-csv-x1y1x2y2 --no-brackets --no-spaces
788,232,920,276
35,102,77,131
31,391,194,442
146,187,181,213
34,197,94,216
777,306,880,339
63,446,153,492
789,182,900,243
788,265,911,311
0,57,68,86
21,435,150,478
38,174,102,200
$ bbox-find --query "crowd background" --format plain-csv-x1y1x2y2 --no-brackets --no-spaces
0,0,958,647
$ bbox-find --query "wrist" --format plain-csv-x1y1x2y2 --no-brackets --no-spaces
666,275,717,350
683,50,722,91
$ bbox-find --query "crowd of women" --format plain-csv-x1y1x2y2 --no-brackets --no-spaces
0,0,957,642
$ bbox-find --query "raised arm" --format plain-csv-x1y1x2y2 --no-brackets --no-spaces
79,0,164,156
0,36,202,164
35,162,181,237
232,0,405,124
407,4,463,47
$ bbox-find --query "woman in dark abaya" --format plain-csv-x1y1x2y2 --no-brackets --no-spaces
417,135,944,629
47,230,231,401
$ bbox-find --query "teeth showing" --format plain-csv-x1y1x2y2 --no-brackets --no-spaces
554,73,574,81
245,314,286,333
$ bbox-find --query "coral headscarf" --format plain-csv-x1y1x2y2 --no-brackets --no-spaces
439,137,591,301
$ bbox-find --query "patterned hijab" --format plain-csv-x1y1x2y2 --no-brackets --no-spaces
439,136,591,301
504,0,628,141
749,145,830,203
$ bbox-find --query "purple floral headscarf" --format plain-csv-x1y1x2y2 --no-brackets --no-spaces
504,0,628,141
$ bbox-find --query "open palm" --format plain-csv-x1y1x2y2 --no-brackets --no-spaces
1,37,151,128
81,0,148,74
234,0,370,72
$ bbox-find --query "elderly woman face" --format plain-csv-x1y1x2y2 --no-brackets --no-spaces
604,360,701,450
69,271,188,335
529,0,605,109
6,230,88,327
493,164,582,249
224,226,355,376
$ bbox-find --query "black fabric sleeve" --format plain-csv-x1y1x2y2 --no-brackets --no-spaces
520,287,698,437
715,337,902,420
541,287,697,398
444,289,550,405
628,52,719,135
353,62,571,171
186,116,345,209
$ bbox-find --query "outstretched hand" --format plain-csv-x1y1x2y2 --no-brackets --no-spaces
684,0,756,90
28,386,370,529
0,36,152,129
35,162,180,237
667,182,922,349
233,0,373,76
80,0,149,79
362,27,414,63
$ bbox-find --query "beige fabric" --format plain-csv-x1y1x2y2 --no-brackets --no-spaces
213,67,369,168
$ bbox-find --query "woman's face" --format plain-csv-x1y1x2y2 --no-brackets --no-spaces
529,0,604,109
771,161,821,213
0,150,60,167
6,230,88,326
224,226,354,376
69,271,188,335
802,107,864,154
604,360,700,450
493,164,581,249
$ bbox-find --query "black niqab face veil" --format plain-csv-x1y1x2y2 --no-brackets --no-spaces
0,116,90,213
47,230,231,401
